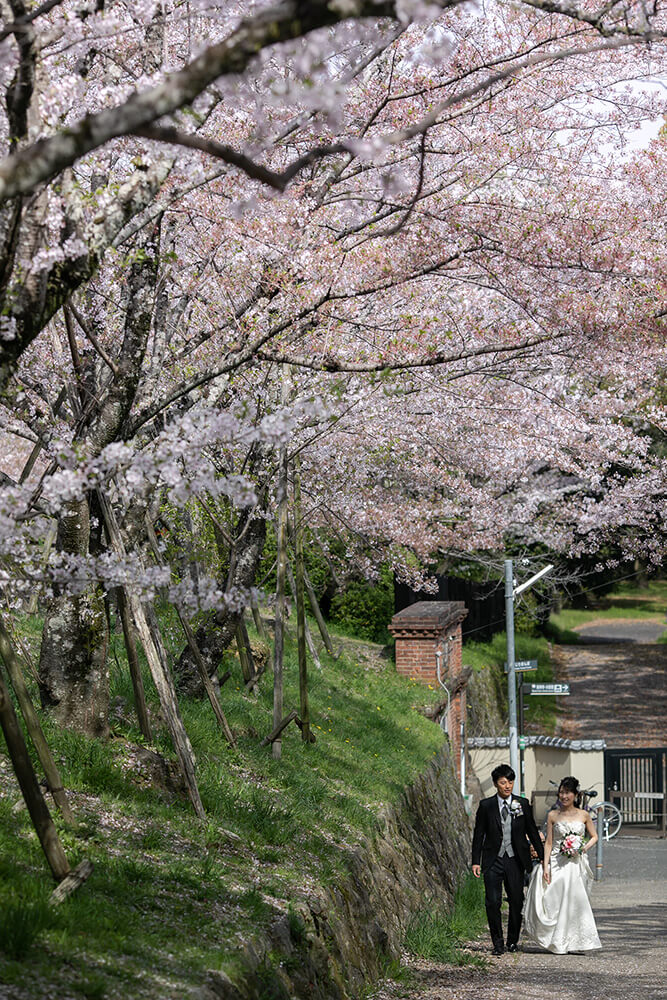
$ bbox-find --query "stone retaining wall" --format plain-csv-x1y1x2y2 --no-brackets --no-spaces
198,746,471,1000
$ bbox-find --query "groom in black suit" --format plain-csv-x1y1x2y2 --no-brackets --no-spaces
471,764,543,955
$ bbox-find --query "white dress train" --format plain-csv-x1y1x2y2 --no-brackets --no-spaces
524,820,601,954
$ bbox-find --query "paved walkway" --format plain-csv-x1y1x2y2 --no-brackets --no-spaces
555,619,666,747
372,837,667,1000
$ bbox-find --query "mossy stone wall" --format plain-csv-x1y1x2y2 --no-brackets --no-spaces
198,745,470,1000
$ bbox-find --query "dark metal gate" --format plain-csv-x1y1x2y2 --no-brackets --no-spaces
604,748,667,827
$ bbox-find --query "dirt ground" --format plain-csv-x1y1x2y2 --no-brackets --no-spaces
370,836,667,1000
369,616,667,1000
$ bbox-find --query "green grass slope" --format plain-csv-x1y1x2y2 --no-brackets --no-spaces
0,625,447,1000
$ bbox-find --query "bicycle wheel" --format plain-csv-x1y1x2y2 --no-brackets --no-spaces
594,802,622,840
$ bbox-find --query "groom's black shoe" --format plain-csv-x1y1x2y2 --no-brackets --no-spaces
491,945,505,956
506,943,519,953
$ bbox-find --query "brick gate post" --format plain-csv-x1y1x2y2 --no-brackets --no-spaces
389,602,468,778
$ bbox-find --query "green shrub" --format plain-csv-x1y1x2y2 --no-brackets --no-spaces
328,567,394,641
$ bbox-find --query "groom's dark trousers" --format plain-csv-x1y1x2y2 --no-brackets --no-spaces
471,795,543,951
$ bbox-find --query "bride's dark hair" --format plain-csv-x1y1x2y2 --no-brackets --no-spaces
558,776,581,807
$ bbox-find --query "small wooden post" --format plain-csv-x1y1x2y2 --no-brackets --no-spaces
250,595,269,643
235,624,253,684
0,615,74,824
286,563,321,670
0,668,70,880
303,567,334,657
50,859,94,905
144,518,236,748
116,588,153,743
177,609,236,748
261,709,298,747
273,439,289,761
292,462,310,743
98,494,205,820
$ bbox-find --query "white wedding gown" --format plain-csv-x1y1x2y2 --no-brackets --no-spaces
524,820,602,954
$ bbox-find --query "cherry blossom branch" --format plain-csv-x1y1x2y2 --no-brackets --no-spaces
132,125,350,193
0,0,452,202
108,31,660,200
67,303,119,376
0,0,66,44
254,331,571,374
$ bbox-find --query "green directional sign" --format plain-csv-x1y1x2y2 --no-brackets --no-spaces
528,682,570,696
504,658,538,673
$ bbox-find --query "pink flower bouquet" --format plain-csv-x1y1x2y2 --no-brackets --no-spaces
559,833,584,858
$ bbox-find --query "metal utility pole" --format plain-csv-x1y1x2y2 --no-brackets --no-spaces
505,561,519,780
505,559,553,793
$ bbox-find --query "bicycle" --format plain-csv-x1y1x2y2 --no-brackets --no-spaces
544,780,622,840
580,787,623,840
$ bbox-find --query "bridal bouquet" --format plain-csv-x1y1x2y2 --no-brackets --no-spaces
559,833,584,858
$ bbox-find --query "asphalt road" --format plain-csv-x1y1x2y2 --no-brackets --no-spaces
574,620,666,644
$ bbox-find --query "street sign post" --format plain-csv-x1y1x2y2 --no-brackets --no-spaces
526,683,571,696
505,560,553,794
504,659,538,673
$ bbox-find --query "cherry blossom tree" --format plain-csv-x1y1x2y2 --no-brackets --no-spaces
0,0,665,743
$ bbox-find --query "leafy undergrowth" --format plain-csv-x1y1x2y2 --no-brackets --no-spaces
0,620,448,1000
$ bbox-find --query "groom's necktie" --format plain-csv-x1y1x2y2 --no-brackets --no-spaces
499,802,514,857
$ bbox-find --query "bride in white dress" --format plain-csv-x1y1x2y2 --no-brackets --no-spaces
524,776,602,954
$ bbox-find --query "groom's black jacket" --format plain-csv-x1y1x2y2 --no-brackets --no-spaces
471,794,544,872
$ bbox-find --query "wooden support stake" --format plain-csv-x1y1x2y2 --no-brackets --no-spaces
0,667,70,880
244,666,266,691
98,494,205,820
273,432,289,760
295,715,316,744
116,588,153,743
303,566,335,657
235,625,253,684
250,596,269,643
292,462,310,742
286,562,321,671
0,614,75,824
177,609,236,748
237,616,261,693
260,709,298,747
50,859,93,905
144,519,236,749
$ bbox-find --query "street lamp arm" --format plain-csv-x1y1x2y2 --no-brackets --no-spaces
514,563,554,597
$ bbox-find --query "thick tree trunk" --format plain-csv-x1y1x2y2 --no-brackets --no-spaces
38,497,109,737
173,508,266,696
37,221,159,738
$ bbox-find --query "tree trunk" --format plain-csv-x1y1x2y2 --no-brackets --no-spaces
38,497,110,737
116,588,153,743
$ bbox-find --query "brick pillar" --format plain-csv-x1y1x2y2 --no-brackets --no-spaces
389,601,468,778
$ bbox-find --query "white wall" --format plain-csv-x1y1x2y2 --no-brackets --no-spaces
469,747,605,825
